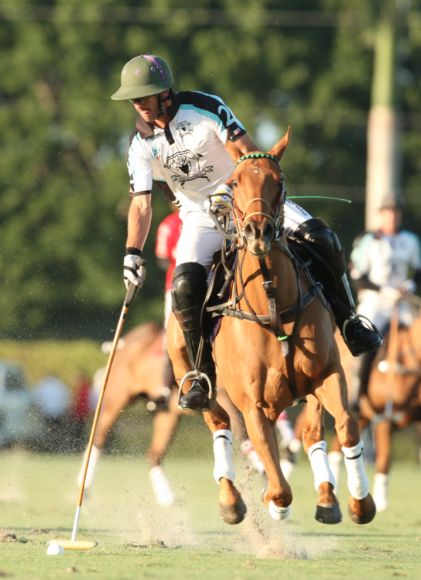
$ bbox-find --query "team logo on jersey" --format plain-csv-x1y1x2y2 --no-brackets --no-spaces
164,150,213,187
176,121,193,137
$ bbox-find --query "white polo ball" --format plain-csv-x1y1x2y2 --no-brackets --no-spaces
46,542,65,556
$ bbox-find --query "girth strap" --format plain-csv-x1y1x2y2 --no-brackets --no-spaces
207,282,323,324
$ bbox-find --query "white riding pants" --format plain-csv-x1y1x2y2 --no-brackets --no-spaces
175,201,312,271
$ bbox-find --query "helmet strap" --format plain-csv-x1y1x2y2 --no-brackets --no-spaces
157,89,173,118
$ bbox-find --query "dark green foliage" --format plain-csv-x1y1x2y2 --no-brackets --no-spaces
0,0,420,338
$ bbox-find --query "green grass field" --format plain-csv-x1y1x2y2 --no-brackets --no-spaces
1,445,421,580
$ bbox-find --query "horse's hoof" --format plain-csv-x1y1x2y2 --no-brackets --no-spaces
220,498,247,525
347,494,376,525
315,503,343,524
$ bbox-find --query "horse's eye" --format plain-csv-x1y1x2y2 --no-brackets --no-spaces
232,180,238,188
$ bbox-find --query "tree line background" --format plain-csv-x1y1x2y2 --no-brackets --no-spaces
1,0,421,340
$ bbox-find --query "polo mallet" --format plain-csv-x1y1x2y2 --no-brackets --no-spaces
49,283,138,551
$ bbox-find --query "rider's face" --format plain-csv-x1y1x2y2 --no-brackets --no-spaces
131,95,160,122
380,208,402,235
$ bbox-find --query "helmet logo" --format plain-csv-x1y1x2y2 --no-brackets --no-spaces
135,70,141,75
151,67,155,71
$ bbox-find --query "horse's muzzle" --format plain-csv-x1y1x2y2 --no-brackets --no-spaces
244,219,274,257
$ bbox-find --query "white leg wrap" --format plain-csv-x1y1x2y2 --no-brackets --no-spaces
241,439,265,474
269,500,291,521
342,440,370,500
213,430,235,485
288,437,302,455
328,451,343,495
373,473,389,512
149,466,175,507
308,441,336,492
280,458,295,482
77,444,101,489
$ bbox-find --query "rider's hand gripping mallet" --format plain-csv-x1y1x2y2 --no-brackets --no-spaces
49,283,138,551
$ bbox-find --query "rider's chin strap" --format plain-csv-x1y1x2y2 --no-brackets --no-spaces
157,89,173,118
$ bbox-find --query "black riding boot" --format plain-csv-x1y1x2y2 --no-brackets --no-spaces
294,218,383,357
172,262,216,411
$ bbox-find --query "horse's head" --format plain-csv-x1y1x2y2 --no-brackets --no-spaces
226,127,290,258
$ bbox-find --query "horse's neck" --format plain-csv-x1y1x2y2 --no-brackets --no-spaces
237,240,301,313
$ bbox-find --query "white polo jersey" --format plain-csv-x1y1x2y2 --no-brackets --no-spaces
351,229,421,292
350,229,421,328
127,91,246,218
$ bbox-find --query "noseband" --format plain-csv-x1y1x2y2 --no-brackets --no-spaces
233,153,286,250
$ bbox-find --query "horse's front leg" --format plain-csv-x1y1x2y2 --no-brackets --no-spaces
302,394,342,524
243,405,292,521
314,367,376,525
167,314,246,524
372,419,393,512
203,405,247,524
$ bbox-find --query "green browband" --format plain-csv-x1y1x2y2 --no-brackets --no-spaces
235,153,281,168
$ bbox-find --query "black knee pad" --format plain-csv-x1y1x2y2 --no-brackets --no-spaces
295,218,346,278
171,262,208,331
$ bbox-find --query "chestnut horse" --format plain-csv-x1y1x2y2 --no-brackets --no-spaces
168,128,376,525
329,313,421,511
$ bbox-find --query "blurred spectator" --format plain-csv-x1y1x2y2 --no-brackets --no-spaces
33,375,72,452
70,373,93,445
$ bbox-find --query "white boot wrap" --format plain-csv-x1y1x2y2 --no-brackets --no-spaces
308,441,336,492
269,500,291,521
373,472,388,512
213,430,236,485
150,466,175,507
77,444,101,489
342,440,370,500
328,451,343,494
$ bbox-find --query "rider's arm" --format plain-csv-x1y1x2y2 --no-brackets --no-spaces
126,194,152,252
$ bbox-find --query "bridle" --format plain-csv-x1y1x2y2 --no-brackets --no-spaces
231,153,287,251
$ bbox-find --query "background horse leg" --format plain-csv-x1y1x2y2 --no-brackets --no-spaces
372,419,393,512
167,314,245,524
243,406,292,521
302,395,342,524
77,388,131,489
314,370,376,524
147,389,182,507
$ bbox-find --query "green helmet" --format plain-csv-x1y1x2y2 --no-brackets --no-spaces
111,55,173,101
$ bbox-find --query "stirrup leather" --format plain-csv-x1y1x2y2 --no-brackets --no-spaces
178,370,214,407
342,313,381,348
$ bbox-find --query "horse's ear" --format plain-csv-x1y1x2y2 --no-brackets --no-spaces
269,126,291,161
226,139,243,164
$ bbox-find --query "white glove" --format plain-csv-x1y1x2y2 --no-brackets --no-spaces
123,255,146,289
379,285,401,302
204,184,233,217
400,279,416,294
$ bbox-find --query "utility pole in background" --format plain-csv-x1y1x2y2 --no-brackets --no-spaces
365,3,400,231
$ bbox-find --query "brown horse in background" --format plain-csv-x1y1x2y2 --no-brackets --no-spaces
167,128,375,525
77,322,249,506
329,313,421,511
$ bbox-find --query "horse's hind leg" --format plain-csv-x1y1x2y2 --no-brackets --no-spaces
302,395,342,524
372,419,393,512
314,370,376,524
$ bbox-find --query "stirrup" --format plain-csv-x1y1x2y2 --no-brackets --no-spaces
178,370,214,408
342,314,382,347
